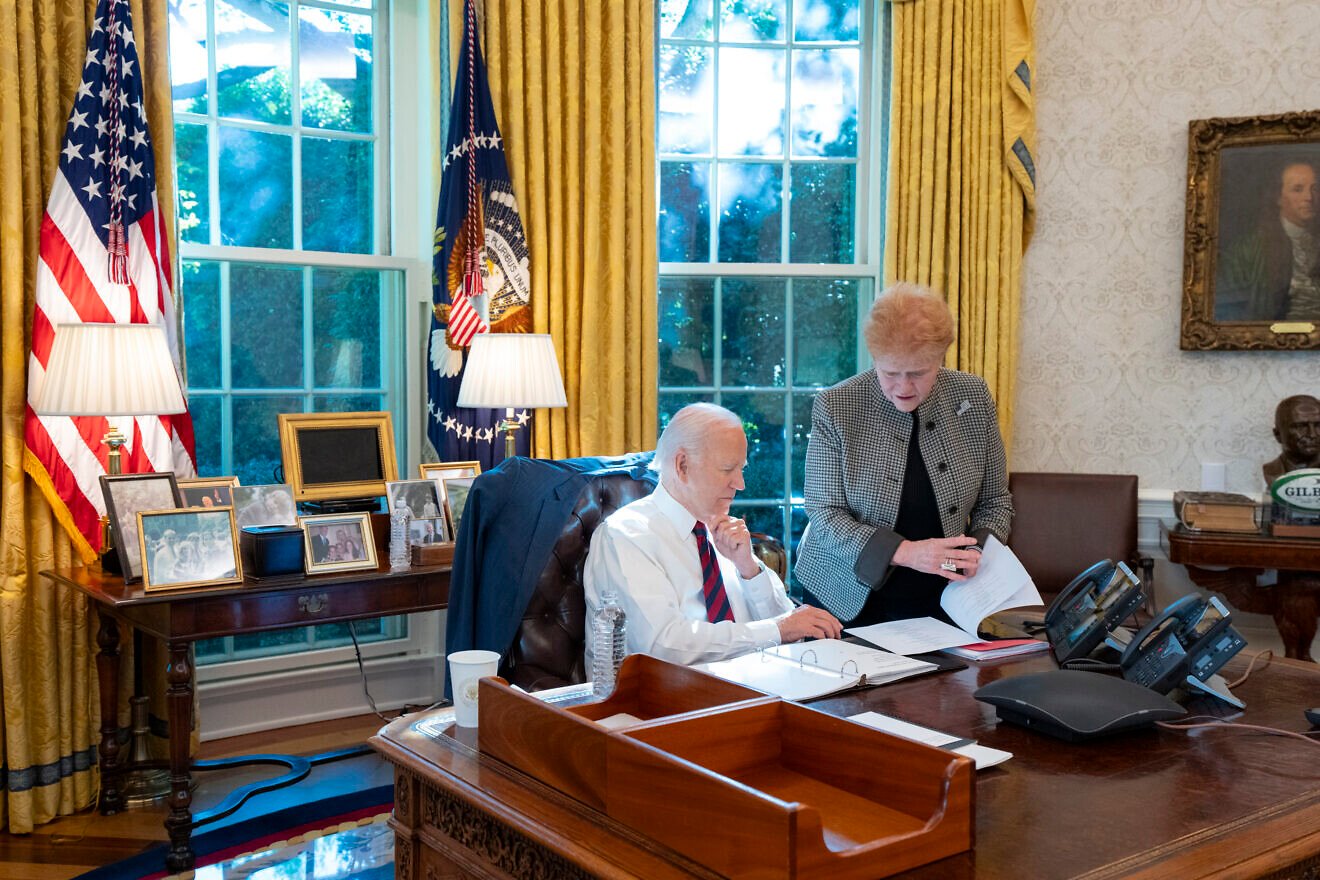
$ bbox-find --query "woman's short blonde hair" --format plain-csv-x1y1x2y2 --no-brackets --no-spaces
862,282,955,361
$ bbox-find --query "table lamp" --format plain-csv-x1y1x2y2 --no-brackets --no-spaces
34,322,188,476
32,322,187,804
456,333,568,460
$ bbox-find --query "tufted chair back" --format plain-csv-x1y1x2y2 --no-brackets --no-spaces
499,471,654,691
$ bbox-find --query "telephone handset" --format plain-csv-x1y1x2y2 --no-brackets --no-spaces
1120,594,1246,695
1044,559,1145,665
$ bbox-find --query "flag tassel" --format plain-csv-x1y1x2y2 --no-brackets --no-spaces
107,220,129,284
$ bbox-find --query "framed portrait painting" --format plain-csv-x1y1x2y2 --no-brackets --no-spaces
138,507,243,592
100,472,182,582
1182,110,1320,350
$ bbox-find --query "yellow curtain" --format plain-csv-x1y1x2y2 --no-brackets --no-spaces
884,0,1036,450
0,0,174,833
457,0,658,458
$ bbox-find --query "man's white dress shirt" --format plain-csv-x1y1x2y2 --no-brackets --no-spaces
584,483,795,669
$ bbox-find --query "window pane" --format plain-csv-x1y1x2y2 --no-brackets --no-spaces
170,0,209,113
232,627,310,657
195,637,227,660
219,127,292,248
232,395,300,486
188,395,223,477
660,162,711,262
216,0,292,125
659,391,713,430
659,46,714,155
794,277,861,384
722,277,785,386
791,48,858,158
315,394,384,412
734,504,786,545
661,0,713,39
718,48,785,156
313,268,381,388
659,277,714,386
299,7,374,133
790,163,854,262
721,391,784,498
718,163,782,262
791,391,815,493
793,0,859,42
719,0,785,42
174,122,211,244
181,260,222,388
302,137,372,253
231,264,303,388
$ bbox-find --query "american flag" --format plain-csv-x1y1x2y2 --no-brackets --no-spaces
23,0,196,561
426,0,532,468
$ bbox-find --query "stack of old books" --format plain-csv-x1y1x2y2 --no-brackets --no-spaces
1173,491,1261,533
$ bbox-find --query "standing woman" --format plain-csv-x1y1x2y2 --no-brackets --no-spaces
795,283,1013,626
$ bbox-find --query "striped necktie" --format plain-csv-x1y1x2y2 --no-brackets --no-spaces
692,522,734,623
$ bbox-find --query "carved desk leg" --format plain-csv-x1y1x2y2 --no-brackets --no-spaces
164,640,195,872
1275,573,1319,662
94,611,123,814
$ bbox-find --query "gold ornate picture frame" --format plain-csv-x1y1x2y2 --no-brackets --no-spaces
299,512,379,574
278,411,398,502
138,507,243,592
1181,110,1320,350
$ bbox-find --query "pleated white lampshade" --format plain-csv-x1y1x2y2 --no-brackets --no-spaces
456,333,568,410
34,323,187,416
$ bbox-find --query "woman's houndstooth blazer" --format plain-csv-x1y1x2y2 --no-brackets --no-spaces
794,368,1013,622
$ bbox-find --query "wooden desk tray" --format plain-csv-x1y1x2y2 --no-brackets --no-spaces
478,655,973,879
409,541,454,566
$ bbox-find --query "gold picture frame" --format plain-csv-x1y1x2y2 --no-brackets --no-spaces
138,507,243,592
299,512,379,574
419,461,481,537
1181,110,1320,350
177,476,241,509
278,411,398,502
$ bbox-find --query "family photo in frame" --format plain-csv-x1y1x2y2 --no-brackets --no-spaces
1182,110,1320,350
419,460,481,541
299,512,378,574
100,472,183,582
178,476,240,509
138,508,242,591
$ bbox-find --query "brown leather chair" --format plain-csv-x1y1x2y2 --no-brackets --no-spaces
1006,472,1155,611
500,471,654,692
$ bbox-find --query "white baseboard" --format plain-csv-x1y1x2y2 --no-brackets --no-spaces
198,650,443,741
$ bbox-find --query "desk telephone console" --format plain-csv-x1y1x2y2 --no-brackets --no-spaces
1119,594,1246,699
1044,559,1145,664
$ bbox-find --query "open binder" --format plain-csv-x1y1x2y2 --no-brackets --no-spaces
697,639,937,701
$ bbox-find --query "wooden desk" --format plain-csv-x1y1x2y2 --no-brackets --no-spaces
43,562,450,872
372,653,1320,880
1164,523,1320,661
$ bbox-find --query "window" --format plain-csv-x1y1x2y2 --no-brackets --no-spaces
168,0,416,664
657,0,883,582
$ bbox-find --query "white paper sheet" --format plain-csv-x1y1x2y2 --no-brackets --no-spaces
939,536,1042,636
848,711,1013,770
845,617,979,655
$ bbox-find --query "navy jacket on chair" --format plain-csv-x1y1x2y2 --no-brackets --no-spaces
443,451,657,698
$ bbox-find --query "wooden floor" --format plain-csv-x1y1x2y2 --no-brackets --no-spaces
0,713,389,880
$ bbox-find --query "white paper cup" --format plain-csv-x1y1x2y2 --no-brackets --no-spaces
447,649,500,727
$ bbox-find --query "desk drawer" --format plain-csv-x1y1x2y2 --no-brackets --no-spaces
180,579,444,639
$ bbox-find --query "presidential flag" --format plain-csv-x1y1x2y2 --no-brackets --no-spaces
24,0,196,561
426,0,531,469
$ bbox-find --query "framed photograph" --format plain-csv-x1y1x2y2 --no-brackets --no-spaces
100,472,183,582
386,479,443,520
278,411,398,502
232,484,298,529
299,512,379,573
1182,110,1320,350
442,477,476,542
408,515,449,545
177,476,240,509
138,507,243,591
419,461,481,534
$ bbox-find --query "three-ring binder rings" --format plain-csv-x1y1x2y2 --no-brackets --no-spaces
697,639,937,701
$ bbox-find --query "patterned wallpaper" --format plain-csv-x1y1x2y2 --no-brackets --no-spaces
1012,0,1320,495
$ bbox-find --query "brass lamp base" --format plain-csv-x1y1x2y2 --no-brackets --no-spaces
497,415,522,461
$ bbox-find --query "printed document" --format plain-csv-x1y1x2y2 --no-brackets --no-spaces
938,536,1041,636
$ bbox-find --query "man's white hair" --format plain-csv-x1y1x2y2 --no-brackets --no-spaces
652,403,742,477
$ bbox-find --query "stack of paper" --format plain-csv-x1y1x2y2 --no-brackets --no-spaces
942,639,1049,661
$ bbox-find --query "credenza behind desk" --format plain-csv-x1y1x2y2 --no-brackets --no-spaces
43,561,451,873
372,652,1320,880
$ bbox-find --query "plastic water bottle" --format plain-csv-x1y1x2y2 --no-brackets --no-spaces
592,591,627,697
389,502,411,568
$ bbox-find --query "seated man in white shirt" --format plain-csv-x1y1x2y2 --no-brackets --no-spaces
585,402,841,668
